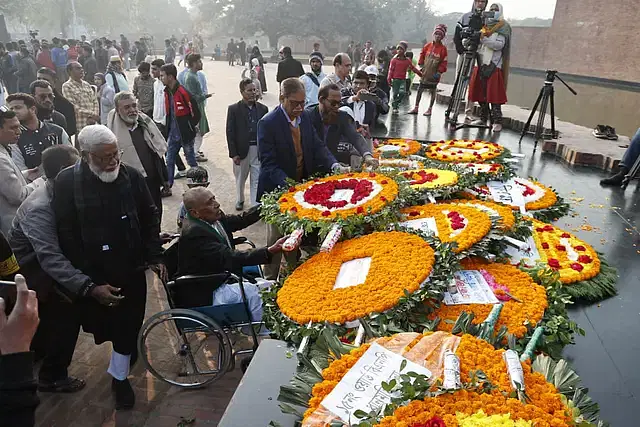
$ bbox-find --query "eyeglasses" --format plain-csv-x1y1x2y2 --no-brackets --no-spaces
323,99,341,108
286,98,305,108
89,149,123,164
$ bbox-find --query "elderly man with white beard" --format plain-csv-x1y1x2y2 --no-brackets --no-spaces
106,91,168,218
52,125,166,410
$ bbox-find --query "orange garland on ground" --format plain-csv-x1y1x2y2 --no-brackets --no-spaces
374,139,423,158
277,232,434,324
465,179,558,212
529,219,601,284
400,204,492,253
428,258,548,338
425,140,504,163
277,172,398,221
446,199,516,232
303,333,572,427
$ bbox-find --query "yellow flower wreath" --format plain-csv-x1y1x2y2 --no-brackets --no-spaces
425,140,504,163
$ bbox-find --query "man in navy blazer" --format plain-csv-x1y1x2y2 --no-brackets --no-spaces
257,78,344,200
257,78,348,279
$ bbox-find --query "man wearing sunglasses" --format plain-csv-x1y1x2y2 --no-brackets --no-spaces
258,78,348,279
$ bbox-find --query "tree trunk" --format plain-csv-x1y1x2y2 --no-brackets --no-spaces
268,32,280,51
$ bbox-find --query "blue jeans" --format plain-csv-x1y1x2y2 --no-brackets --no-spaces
166,136,197,186
621,128,640,169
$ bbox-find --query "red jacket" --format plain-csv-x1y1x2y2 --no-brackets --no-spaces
418,42,448,74
164,83,200,142
387,56,422,83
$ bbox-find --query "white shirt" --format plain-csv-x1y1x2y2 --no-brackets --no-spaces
153,79,166,125
352,100,366,125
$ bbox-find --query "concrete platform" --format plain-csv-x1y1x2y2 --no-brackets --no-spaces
429,83,630,172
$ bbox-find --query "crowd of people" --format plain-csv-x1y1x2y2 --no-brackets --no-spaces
0,1,519,423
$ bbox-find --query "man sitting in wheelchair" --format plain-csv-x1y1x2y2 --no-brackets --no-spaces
177,186,290,326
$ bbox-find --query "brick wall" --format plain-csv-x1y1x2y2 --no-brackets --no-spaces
509,0,640,82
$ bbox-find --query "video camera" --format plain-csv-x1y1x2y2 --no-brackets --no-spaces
460,10,495,52
28,29,39,40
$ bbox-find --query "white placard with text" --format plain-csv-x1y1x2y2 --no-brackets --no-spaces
505,236,541,266
443,270,500,305
320,343,432,423
400,218,439,237
334,257,372,290
487,180,526,208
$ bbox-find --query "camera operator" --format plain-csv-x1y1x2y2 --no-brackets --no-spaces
454,0,487,122
468,3,511,132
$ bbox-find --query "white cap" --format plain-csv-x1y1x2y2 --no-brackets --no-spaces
364,65,378,76
339,106,355,121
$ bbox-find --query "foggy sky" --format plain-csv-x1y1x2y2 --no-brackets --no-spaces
431,0,557,19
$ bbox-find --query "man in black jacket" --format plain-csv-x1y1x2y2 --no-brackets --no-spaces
36,68,77,138
276,47,304,84
226,78,268,211
178,187,288,322
29,80,68,133
307,84,378,168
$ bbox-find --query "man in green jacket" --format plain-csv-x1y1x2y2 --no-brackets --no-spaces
183,54,211,162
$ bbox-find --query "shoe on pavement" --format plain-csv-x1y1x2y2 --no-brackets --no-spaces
600,168,628,186
38,376,86,393
175,170,187,179
423,108,432,117
471,119,486,126
196,153,208,162
605,125,619,140
408,107,419,115
392,108,399,114
112,378,135,410
160,187,172,198
592,125,609,139
492,123,503,132
235,201,244,211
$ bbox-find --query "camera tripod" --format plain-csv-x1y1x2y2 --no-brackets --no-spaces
518,70,577,151
445,43,489,131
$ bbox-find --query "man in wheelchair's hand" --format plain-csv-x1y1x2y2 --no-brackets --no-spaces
268,236,290,254
90,284,125,307
149,263,169,283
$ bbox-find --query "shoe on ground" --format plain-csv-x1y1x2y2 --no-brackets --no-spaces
392,108,399,114
408,107,419,115
592,125,609,139
492,123,503,132
464,116,473,124
160,187,172,198
605,125,619,140
471,119,487,126
38,377,86,393
600,167,628,186
423,108,432,117
112,378,135,410
196,153,208,162
175,170,187,179
235,201,244,211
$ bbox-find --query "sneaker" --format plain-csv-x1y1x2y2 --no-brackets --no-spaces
423,108,432,117
235,201,244,211
605,125,619,140
112,378,135,410
592,125,608,139
175,170,187,179
408,107,419,115
492,123,503,132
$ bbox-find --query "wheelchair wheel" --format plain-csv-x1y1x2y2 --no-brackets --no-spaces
138,309,233,388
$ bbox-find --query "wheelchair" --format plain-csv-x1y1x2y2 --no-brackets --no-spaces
137,236,264,388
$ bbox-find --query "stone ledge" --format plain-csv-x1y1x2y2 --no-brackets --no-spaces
434,84,629,172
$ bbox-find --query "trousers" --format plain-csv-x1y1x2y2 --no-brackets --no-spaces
166,135,197,186
391,78,407,108
233,145,260,206
32,291,81,382
621,128,640,168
